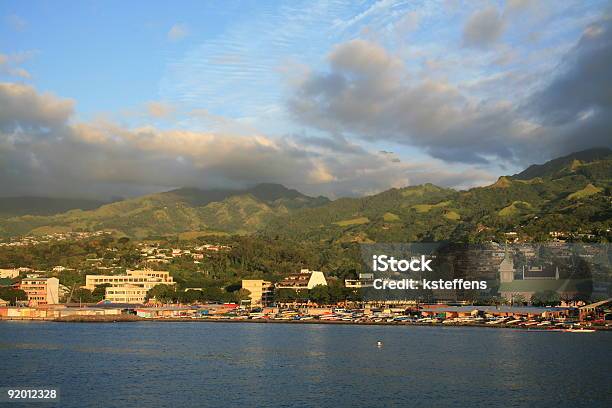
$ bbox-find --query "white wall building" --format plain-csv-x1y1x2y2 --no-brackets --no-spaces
84,270,175,304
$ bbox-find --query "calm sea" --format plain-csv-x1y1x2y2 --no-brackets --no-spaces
0,322,610,407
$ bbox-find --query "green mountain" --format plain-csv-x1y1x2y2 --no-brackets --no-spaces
263,184,461,242
512,147,611,180
0,149,610,241
265,148,612,242
0,184,329,238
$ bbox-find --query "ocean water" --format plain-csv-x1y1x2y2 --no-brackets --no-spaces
0,321,610,407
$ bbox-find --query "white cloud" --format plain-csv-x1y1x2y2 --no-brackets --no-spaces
289,34,611,166
0,82,73,131
0,82,502,199
0,51,35,79
526,16,612,156
290,40,526,163
168,24,189,41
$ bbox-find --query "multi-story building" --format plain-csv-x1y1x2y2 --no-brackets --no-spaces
84,270,174,290
242,279,274,307
104,285,152,304
84,270,175,304
18,275,60,305
276,269,327,290
345,273,375,288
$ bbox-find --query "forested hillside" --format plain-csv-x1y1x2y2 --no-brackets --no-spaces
265,148,611,243
0,149,610,242
0,184,329,238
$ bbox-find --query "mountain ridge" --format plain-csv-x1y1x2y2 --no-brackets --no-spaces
512,147,611,180
0,183,330,238
0,149,610,240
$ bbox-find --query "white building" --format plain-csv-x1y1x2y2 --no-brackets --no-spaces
84,270,175,304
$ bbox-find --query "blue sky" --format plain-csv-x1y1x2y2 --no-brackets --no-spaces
1,1,611,198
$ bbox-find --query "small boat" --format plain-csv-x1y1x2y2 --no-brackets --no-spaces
565,328,596,333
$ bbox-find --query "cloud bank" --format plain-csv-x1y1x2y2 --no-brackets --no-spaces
526,16,612,157
0,82,488,199
1,5,610,200
289,17,612,166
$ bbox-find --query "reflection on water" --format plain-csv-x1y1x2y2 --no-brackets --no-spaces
0,322,610,408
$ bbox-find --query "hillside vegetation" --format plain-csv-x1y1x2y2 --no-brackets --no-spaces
0,148,610,242
264,148,611,242
0,184,328,239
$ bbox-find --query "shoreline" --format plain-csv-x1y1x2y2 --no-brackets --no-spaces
2,315,610,331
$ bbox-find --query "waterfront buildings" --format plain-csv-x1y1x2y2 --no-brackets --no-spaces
0,305,122,319
276,269,328,290
579,298,612,321
242,279,274,307
0,303,241,320
17,275,60,305
419,305,576,320
242,270,328,305
104,286,151,304
84,270,175,303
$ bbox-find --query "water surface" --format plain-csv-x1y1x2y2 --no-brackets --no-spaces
0,322,610,407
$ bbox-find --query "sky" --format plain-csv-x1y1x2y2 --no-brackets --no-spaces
0,0,611,199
